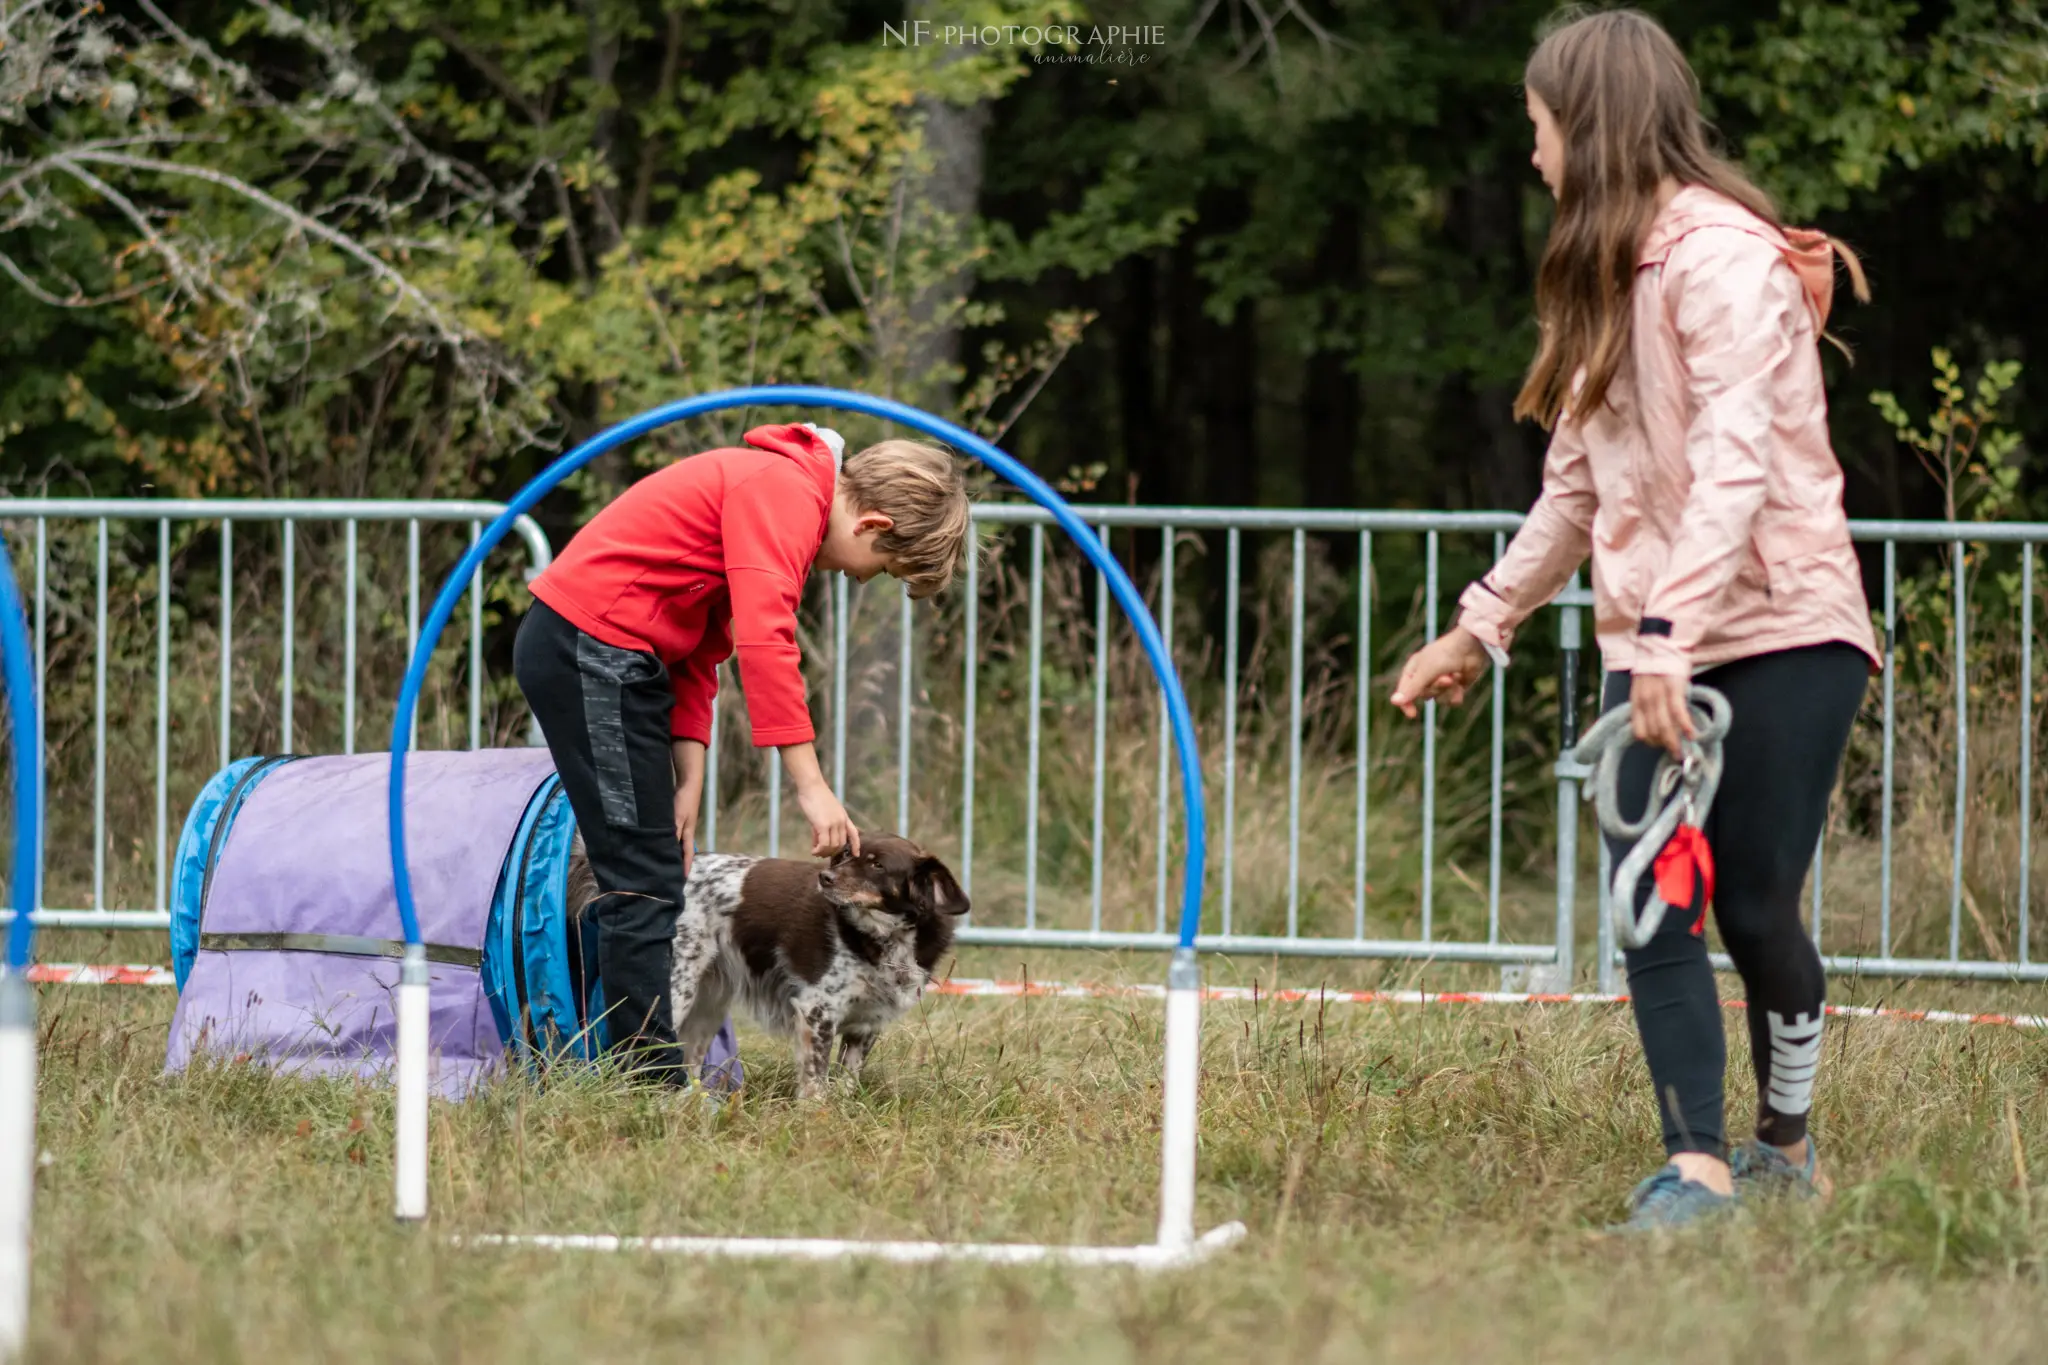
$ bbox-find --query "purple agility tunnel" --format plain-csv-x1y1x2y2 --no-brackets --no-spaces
164,748,739,1097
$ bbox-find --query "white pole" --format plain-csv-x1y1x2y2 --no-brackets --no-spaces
457,1224,1248,1266
0,971,37,1360
393,945,430,1222
1155,948,1201,1250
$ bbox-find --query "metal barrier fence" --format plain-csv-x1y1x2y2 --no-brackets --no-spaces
0,500,551,929
2,499,2042,986
1585,521,2045,989
906,508,1562,971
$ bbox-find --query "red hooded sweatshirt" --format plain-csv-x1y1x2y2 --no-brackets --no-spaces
527,423,836,747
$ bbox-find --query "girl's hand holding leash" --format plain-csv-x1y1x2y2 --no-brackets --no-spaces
1390,626,1489,718
1629,673,1697,759
1391,626,1698,763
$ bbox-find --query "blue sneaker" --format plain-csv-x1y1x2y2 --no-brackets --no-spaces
1730,1137,1822,1200
1606,1164,1735,1233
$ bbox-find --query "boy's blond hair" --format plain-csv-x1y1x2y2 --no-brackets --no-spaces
840,439,972,599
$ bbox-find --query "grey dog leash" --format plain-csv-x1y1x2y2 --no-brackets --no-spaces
1569,684,1733,949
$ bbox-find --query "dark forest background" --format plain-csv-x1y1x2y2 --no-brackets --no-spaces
2,1,2041,528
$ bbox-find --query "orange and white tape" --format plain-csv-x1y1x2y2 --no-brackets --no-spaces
924,976,2048,1031
24,963,2047,1031
26,963,175,987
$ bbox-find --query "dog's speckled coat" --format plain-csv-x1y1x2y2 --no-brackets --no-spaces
569,831,967,1098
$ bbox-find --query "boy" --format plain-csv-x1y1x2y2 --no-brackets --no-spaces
513,422,972,1080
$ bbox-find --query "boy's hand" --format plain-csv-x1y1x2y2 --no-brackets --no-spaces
777,741,860,859
673,784,699,877
797,783,859,859
671,739,706,877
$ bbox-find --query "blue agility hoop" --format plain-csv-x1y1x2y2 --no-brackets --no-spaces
1,526,44,1352
1,533,40,973
387,387,1207,952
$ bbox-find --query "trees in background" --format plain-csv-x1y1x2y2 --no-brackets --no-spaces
983,0,2045,521
1,0,2041,525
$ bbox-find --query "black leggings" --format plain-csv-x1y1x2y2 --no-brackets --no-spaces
1601,644,1868,1160
514,601,685,1081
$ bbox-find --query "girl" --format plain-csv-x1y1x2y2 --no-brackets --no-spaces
1390,7,1878,1231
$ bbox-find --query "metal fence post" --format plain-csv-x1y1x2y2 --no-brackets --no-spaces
1539,573,1588,994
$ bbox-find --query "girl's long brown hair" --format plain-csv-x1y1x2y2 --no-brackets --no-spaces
1513,7,1866,430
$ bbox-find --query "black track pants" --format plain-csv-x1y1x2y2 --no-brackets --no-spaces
513,601,685,1082
1601,644,1868,1159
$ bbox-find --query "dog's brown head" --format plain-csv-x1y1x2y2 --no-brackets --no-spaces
818,832,969,925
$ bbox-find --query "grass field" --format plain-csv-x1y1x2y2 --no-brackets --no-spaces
9,409,2046,1363
17,941,2048,1364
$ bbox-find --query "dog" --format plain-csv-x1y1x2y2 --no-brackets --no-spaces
566,831,969,1098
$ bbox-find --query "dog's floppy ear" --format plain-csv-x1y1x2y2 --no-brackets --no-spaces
911,856,969,917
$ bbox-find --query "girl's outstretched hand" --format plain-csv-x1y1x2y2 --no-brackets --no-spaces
1391,626,1490,719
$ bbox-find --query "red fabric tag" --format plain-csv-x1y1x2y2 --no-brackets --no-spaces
1654,825,1716,936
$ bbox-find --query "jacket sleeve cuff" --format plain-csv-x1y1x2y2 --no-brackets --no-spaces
750,720,817,748
1629,633,1692,678
669,669,715,744
1454,582,1515,657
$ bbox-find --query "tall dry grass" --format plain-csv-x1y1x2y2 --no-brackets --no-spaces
15,954,2048,1364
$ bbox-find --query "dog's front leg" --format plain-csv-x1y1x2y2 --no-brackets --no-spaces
794,1003,839,1102
837,1030,876,1082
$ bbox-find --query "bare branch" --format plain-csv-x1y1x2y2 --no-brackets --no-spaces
0,133,219,205
1172,0,1228,59
246,0,499,204
743,281,765,387
803,283,871,357
988,356,1060,444
880,160,911,307
48,156,240,318
634,262,690,378
1230,0,1287,88
831,209,873,317
427,18,590,283
1178,0,1355,88
629,5,685,231
60,149,466,347
0,245,158,307
27,146,546,447
133,0,257,97
1278,0,1348,57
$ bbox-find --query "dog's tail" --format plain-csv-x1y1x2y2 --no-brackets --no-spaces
564,833,597,924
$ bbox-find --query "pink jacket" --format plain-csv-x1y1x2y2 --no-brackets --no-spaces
1456,186,1879,678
